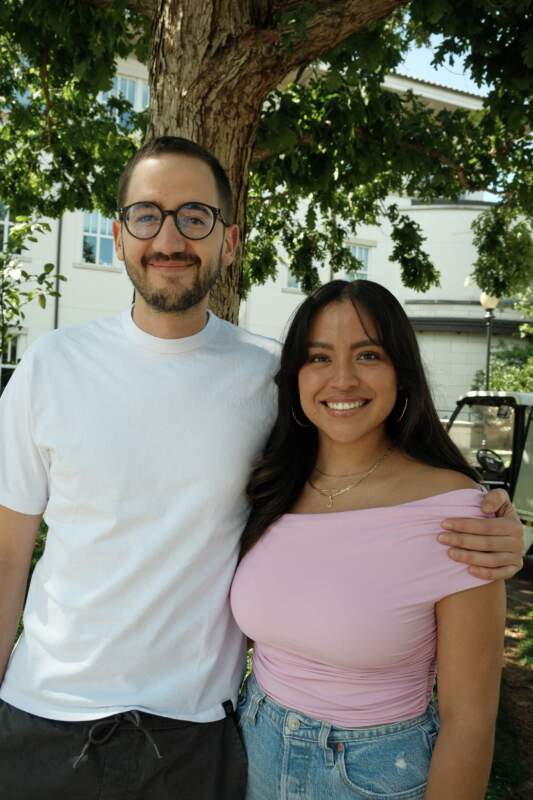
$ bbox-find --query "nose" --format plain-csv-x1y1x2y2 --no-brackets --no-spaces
329,358,360,390
151,214,187,253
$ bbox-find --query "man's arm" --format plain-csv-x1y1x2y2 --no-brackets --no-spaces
438,488,524,580
0,505,42,683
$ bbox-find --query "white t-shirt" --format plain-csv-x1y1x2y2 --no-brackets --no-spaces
0,310,279,721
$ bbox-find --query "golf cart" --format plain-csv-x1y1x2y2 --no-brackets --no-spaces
446,391,533,557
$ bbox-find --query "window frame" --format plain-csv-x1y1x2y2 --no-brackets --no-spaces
0,334,20,395
0,204,14,250
339,241,373,281
80,210,116,269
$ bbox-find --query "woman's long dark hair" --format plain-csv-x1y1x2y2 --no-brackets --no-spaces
240,279,479,558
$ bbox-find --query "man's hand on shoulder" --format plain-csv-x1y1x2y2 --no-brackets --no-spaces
438,488,524,580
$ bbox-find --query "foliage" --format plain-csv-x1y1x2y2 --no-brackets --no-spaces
32,521,47,572
472,341,533,392
16,520,47,638
0,218,65,358
471,207,533,298
515,289,533,338
0,1,147,218
0,1,531,303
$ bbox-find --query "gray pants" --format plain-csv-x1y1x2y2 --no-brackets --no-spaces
0,698,247,800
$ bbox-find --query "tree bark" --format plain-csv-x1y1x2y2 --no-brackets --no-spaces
147,0,404,322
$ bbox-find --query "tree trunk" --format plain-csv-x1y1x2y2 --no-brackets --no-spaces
147,0,404,322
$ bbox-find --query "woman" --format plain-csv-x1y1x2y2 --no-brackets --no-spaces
231,279,505,800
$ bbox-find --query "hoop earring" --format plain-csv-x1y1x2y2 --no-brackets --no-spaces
397,396,408,423
291,405,310,428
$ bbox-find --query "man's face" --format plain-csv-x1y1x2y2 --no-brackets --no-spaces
113,154,239,314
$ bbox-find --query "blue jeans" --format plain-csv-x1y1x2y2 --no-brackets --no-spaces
236,673,439,800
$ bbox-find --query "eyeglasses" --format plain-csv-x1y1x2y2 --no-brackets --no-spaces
118,201,228,241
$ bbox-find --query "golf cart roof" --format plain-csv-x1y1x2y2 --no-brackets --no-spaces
456,391,533,407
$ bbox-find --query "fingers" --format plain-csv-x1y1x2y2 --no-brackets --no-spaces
468,564,521,581
441,516,516,536
438,532,514,552
441,515,525,559
446,547,522,568
480,488,518,520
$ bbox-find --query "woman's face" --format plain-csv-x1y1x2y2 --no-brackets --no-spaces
297,299,398,447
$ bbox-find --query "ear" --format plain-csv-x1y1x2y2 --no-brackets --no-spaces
221,224,240,267
113,219,124,261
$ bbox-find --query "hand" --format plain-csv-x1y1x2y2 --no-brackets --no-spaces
438,488,524,580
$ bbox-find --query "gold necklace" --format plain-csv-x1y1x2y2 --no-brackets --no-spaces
314,465,368,478
307,447,393,508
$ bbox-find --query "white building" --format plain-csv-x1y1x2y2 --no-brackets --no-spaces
0,61,525,415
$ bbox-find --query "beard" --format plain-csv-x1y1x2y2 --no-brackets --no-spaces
124,248,222,314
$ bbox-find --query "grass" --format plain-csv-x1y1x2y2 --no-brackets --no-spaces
486,590,533,799
517,609,533,666
487,700,528,799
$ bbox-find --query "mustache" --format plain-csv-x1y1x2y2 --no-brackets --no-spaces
141,252,201,268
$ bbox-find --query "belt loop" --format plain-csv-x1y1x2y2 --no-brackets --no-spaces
319,722,334,767
222,700,234,717
246,683,266,726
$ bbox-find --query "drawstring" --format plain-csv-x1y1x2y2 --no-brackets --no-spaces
72,710,163,770
125,710,163,760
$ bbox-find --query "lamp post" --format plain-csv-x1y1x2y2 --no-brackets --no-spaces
479,292,499,391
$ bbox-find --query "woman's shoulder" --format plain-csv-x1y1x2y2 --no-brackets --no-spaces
388,454,480,499
399,459,479,496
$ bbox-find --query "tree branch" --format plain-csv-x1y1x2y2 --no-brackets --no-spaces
253,125,472,192
274,0,407,70
401,140,468,189
89,0,158,19
39,49,53,148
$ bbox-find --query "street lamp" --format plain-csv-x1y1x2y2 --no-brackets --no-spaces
479,292,499,390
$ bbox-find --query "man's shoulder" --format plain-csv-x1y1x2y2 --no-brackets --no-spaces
214,317,281,361
28,313,124,356
22,315,121,364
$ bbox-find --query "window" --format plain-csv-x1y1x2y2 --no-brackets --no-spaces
141,82,149,111
342,244,370,281
0,204,23,255
286,269,302,290
100,75,149,125
0,204,14,250
0,336,18,394
82,212,114,266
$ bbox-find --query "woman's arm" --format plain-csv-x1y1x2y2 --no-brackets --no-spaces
425,580,506,799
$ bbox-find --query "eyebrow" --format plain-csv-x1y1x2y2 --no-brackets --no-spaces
307,338,381,349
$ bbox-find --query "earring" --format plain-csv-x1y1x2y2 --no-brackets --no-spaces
397,396,408,422
291,405,310,428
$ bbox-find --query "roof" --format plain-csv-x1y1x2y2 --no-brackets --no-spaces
458,391,533,406
392,70,486,99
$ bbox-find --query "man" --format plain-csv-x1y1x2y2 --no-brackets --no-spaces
0,137,524,799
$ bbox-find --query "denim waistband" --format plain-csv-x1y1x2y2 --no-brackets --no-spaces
242,672,439,744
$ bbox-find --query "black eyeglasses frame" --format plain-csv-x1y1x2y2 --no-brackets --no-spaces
117,201,229,241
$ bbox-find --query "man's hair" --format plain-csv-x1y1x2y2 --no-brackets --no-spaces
117,136,235,223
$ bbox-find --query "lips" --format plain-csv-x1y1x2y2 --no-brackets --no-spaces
322,399,370,410
148,261,195,269
141,253,201,270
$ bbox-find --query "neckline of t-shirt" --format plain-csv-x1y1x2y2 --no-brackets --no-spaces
121,307,220,353
283,487,484,520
